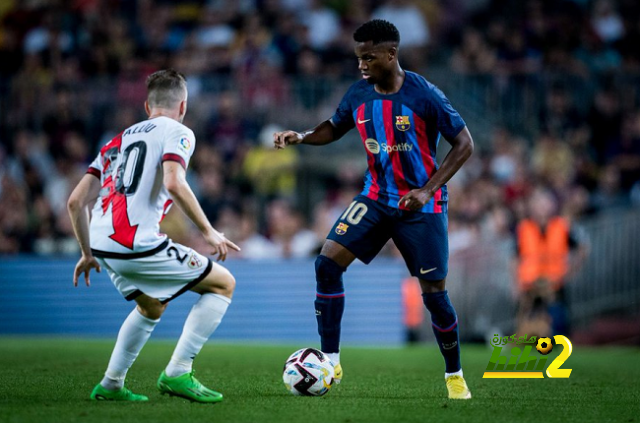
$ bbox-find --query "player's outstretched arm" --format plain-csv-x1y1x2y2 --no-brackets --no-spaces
399,126,474,210
273,120,349,149
67,174,102,286
162,161,240,261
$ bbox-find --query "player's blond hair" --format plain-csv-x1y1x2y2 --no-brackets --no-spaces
146,69,187,109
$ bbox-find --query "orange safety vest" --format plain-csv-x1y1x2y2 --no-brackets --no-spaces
517,217,570,291
401,277,424,328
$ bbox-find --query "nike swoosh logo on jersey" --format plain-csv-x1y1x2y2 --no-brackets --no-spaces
357,118,371,124
420,267,437,274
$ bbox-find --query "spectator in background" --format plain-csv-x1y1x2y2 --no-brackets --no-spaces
6,130,55,187
206,91,258,166
590,164,631,211
591,0,625,45
489,127,522,184
301,0,340,51
194,8,236,51
372,0,430,49
606,111,640,190
300,0,340,51
496,28,541,77
42,87,86,156
514,187,589,336
271,11,303,75
197,167,227,224
539,85,585,145
575,28,622,74
531,131,575,188
265,198,319,259
23,10,73,56
239,58,292,114
235,211,278,260
450,28,496,74
242,124,299,200
372,0,430,69
588,87,623,165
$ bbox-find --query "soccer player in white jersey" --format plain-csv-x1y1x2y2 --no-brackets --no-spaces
67,69,240,403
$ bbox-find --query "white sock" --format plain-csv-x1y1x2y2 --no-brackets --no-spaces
165,293,231,377
100,308,159,390
445,369,463,379
327,352,340,365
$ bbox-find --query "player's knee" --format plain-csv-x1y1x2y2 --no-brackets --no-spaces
315,255,345,293
221,271,236,297
206,268,236,298
419,278,446,294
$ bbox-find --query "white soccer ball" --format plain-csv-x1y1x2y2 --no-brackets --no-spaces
282,348,335,396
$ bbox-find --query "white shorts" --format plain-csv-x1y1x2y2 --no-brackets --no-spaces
94,239,212,303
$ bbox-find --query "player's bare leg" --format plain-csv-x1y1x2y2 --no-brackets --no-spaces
420,278,471,399
315,240,356,383
320,240,357,269
158,263,235,403
91,294,166,401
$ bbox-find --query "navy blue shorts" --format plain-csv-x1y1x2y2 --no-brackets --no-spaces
326,195,448,281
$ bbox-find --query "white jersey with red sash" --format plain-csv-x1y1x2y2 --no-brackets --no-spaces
87,116,195,255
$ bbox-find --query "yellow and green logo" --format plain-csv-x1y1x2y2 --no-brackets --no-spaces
483,334,573,379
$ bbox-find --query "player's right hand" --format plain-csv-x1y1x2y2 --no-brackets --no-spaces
204,230,241,262
73,255,101,287
273,130,303,149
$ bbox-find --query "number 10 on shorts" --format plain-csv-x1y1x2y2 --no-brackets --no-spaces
341,201,368,225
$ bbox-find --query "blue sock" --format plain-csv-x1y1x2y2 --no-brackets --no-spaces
423,290,461,373
314,256,345,354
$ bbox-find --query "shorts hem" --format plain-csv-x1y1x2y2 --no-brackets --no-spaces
159,258,214,304
125,290,143,301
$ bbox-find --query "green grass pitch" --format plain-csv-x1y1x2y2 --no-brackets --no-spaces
0,338,638,423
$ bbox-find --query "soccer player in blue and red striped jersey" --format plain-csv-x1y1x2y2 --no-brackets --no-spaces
274,19,474,399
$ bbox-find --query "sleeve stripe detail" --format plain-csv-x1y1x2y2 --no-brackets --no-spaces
162,153,186,169
86,167,101,178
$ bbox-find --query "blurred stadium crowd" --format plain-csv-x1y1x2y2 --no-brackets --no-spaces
1,0,639,258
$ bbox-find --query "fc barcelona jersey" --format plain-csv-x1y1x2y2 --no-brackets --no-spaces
330,71,465,213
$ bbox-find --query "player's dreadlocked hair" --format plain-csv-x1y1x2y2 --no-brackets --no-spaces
353,19,400,45
146,69,187,108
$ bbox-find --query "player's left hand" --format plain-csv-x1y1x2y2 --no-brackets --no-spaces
399,188,434,211
73,255,101,287
204,230,241,262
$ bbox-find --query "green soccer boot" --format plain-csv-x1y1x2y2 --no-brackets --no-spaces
90,384,149,401
157,370,223,403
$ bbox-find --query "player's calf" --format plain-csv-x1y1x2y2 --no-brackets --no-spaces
315,255,346,358
423,290,461,374
165,263,234,379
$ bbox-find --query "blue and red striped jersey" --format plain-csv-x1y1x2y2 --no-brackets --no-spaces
330,71,465,213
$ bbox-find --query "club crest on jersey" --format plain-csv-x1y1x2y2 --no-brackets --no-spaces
395,115,411,131
178,137,191,153
188,252,202,269
335,222,349,235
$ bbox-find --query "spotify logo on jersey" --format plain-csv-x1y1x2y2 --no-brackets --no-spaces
365,138,380,154
364,138,413,154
